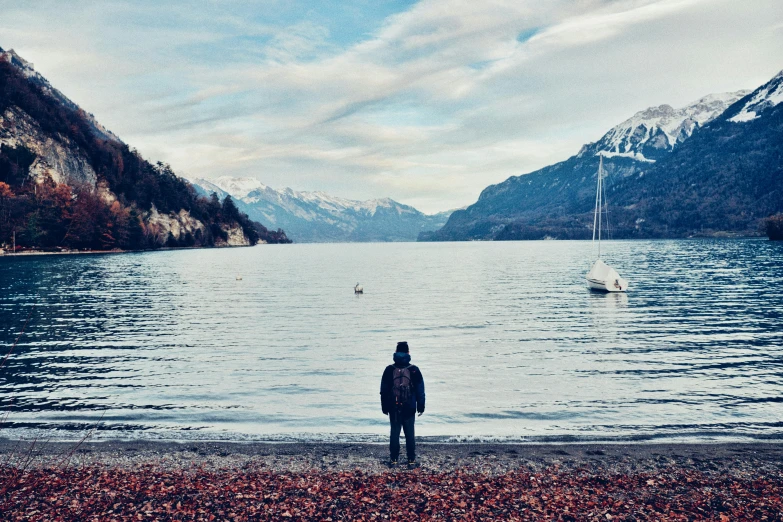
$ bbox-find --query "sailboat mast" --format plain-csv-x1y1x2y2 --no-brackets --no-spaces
592,157,601,245
597,157,603,258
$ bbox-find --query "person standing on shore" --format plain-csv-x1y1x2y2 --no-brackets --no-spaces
380,341,425,469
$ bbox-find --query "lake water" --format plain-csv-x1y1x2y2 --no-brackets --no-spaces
1,240,782,443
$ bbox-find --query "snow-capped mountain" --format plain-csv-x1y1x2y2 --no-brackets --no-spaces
583,90,749,162
426,70,783,241
727,70,783,123
200,176,404,217
188,177,453,243
197,176,268,199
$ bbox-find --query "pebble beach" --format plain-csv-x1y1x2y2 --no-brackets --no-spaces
1,440,781,520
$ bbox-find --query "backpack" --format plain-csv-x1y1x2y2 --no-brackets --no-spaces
392,365,413,410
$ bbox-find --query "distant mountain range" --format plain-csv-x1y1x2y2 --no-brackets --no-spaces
424,71,783,241
188,176,453,243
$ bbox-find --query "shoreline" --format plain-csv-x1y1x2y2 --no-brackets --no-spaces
0,236,771,257
2,441,781,519
0,243,260,258
2,439,781,473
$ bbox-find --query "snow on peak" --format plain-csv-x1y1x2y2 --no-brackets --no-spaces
637,104,676,119
285,189,398,215
189,177,413,218
597,150,655,163
592,89,749,161
209,176,268,198
728,70,783,123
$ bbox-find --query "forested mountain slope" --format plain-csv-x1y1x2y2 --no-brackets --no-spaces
0,46,288,252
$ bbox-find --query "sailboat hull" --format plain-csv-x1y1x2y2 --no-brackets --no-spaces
586,259,628,292
586,277,628,292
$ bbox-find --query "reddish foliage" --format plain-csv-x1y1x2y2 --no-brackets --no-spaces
1,464,781,521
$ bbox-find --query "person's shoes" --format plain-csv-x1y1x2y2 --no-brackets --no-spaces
388,459,398,468
407,460,418,469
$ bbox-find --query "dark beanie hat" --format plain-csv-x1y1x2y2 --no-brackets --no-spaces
396,341,409,353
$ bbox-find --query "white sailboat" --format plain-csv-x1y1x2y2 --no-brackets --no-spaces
586,156,629,292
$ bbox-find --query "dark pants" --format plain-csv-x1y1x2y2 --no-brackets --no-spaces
389,413,415,462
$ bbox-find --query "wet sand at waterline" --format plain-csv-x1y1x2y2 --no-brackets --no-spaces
2,440,781,473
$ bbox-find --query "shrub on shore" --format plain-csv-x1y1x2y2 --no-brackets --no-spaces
765,214,783,240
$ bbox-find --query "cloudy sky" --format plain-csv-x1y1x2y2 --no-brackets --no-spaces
1,0,781,212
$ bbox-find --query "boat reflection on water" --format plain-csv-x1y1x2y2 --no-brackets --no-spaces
587,290,629,309
585,289,630,342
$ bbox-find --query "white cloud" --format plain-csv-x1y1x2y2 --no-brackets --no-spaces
0,0,781,212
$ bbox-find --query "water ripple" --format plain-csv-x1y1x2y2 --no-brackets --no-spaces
1,239,782,442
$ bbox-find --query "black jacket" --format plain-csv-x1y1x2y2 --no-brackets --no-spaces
380,352,425,417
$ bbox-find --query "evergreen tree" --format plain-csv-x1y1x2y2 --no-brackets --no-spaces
126,207,145,250
165,232,177,248
221,195,239,221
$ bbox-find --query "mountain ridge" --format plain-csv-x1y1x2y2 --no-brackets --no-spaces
188,176,453,243
0,47,121,144
424,71,782,241
580,90,749,162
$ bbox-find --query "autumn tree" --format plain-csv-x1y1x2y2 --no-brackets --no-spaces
0,181,13,241
63,189,101,249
